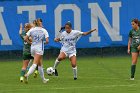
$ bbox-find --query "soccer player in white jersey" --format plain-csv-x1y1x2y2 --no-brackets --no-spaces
53,22,97,80
24,18,49,83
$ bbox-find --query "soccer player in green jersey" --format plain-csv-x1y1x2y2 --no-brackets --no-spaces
128,19,140,80
19,23,35,82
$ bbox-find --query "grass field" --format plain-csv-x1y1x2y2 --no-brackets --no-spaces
0,56,140,93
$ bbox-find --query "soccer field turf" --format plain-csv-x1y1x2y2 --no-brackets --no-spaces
0,56,140,93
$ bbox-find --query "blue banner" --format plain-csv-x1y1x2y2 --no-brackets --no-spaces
0,0,139,50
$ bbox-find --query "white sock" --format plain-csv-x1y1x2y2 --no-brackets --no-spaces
38,66,45,80
26,64,37,77
27,60,33,68
72,66,77,78
53,59,60,69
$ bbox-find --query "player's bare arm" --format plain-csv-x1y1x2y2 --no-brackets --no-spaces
19,23,23,35
82,28,97,36
45,37,49,44
128,37,132,54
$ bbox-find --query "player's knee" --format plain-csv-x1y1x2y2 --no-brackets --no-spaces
132,61,137,65
57,57,64,61
22,67,26,70
72,64,76,68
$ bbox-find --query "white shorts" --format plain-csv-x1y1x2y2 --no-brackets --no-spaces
31,46,44,57
61,51,76,58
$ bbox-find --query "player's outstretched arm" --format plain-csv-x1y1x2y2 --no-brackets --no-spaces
54,38,61,42
82,28,97,36
19,23,23,35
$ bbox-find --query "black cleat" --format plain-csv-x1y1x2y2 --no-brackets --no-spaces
74,78,77,80
54,69,58,76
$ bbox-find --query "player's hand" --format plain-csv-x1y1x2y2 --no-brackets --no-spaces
54,38,60,42
137,45,140,50
91,28,97,32
127,49,130,54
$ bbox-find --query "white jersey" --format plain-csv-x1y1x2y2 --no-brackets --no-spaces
60,30,83,53
26,27,49,56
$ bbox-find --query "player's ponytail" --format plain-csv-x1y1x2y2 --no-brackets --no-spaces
36,18,43,27
33,20,37,26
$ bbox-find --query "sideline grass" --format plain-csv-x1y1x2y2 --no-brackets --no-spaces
0,56,139,93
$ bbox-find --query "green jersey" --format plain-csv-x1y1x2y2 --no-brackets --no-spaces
129,28,140,48
20,31,31,55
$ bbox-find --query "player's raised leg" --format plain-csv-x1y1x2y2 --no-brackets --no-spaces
53,52,66,76
69,55,77,80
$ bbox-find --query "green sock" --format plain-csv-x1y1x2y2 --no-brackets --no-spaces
131,65,136,78
20,70,26,77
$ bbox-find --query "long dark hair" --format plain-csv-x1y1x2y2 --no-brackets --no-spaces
132,18,140,27
59,21,72,32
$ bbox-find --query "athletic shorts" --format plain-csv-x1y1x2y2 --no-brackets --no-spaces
31,46,44,57
23,53,34,60
60,50,76,58
131,47,139,53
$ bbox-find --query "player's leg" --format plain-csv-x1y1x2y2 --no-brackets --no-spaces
34,65,39,78
26,59,33,71
20,60,29,82
130,52,139,80
69,54,77,80
38,58,49,83
24,54,40,83
53,52,66,76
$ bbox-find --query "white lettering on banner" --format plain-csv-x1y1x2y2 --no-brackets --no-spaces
0,7,12,45
17,5,46,22
88,2,122,42
54,4,81,37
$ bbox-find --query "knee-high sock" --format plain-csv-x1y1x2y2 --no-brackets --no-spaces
131,65,136,78
26,60,33,71
72,66,77,78
26,64,37,77
38,66,45,80
20,69,26,77
53,59,60,69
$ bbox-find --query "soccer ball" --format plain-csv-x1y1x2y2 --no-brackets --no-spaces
46,67,55,76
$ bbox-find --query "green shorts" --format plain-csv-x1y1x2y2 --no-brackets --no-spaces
131,47,139,53
23,53,34,60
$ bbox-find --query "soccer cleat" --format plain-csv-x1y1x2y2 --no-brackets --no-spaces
34,70,39,78
20,76,24,82
54,69,58,76
24,75,28,84
130,78,134,80
43,78,49,83
74,78,77,80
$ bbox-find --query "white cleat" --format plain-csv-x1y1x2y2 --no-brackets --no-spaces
20,76,24,82
130,78,135,80
43,78,49,83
